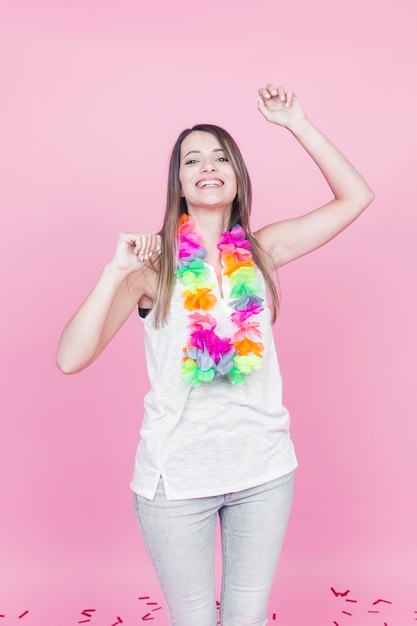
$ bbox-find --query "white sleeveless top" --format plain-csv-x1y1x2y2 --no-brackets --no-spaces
130,263,297,500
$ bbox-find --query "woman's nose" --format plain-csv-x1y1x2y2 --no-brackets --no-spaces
201,158,217,172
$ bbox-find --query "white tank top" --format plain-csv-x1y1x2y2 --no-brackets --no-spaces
130,264,297,500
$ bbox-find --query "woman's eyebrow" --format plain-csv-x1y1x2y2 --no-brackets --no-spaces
183,148,224,159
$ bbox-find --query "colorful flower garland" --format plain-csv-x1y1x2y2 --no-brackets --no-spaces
176,214,265,386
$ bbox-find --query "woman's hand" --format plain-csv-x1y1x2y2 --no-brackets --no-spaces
110,232,162,273
257,84,306,130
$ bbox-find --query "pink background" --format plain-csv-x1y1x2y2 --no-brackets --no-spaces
1,0,416,624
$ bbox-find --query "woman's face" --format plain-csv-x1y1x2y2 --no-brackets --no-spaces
178,131,238,213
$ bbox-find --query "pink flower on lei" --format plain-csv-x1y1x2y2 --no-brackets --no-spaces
188,312,217,332
231,315,262,342
178,232,203,259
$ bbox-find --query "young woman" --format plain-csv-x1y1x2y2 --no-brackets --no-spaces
56,83,374,626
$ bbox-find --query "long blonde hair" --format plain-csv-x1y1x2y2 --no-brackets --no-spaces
152,124,279,327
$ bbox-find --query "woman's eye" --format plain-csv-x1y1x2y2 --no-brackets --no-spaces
185,159,198,165
217,157,229,162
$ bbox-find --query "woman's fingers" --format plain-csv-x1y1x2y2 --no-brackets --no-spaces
285,90,295,108
258,84,291,107
276,85,286,102
258,85,272,100
265,83,278,98
117,233,161,262
257,83,304,129
131,233,161,261
141,233,162,261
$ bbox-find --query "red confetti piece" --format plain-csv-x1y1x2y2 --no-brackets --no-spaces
138,597,150,600
373,598,393,605
111,619,123,625
345,599,358,603
341,611,352,616
151,607,162,612
142,614,154,621
78,621,91,624
272,613,276,620
18,611,29,619
331,587,350,597
81,609,96,616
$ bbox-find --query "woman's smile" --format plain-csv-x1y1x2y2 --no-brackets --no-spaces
195,177,224,189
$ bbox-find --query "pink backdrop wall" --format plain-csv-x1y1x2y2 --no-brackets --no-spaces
1,0,416,624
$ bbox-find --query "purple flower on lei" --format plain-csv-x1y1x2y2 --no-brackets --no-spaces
190,329,233,363
218,225,251,250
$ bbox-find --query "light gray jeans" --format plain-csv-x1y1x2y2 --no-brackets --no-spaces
133,472,295,626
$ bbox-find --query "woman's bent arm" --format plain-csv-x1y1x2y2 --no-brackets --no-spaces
56,232,160,374
256,84,374,268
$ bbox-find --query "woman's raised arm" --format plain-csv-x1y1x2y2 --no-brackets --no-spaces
255,84,374,269
56,233,160,374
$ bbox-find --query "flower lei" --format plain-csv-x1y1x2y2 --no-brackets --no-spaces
176,214,265,386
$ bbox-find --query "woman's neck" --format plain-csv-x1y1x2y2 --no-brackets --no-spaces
187,207,230,258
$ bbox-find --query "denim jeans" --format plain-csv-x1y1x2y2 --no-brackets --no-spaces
133,472,295,626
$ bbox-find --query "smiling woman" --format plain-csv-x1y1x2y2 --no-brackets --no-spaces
56,83,374,626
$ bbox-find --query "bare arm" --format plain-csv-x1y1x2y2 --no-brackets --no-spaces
56,232,160,374
255,84,375,268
